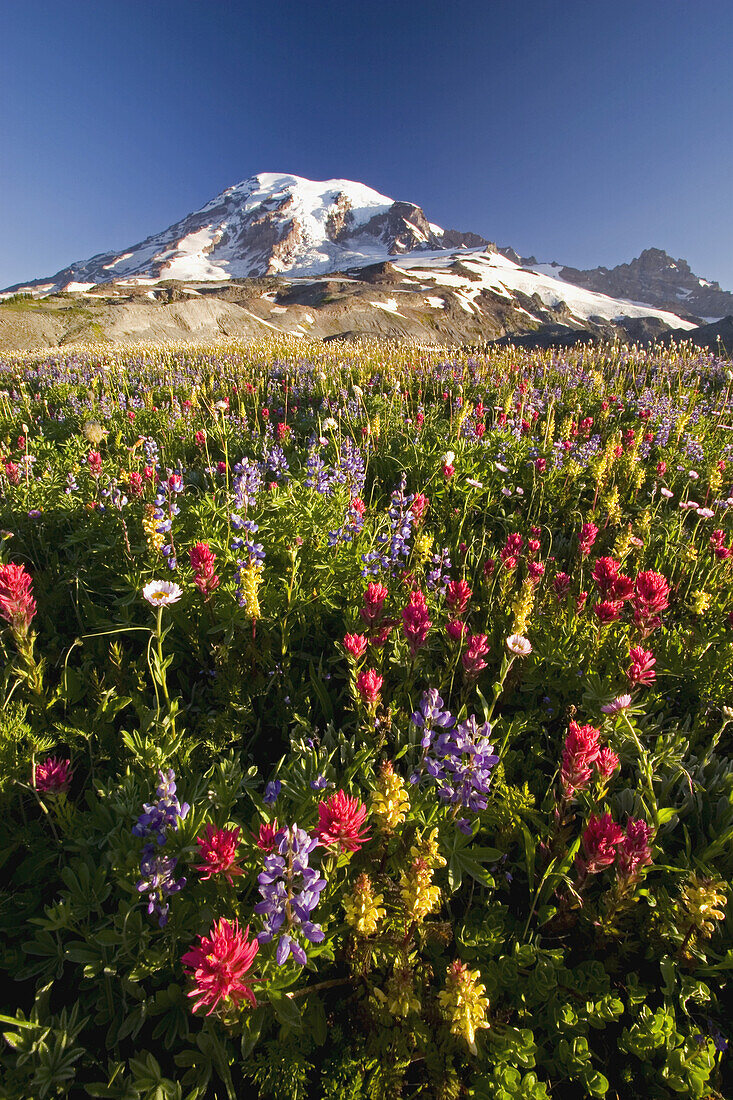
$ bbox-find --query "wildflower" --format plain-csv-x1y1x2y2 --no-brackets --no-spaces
137,846,186,927
578,522,599,557
420,712,498,813
679,875,727,943
0,562,36,639
182,919,259,1015
438,960,490,1055
315,790,370,853
195,825,244,884
356,669,383,705
601,695,632,715
263,780,281,805
400,856,442,922
580,813,624,874
87,450,103,478
189,542,220,598
411,689,455,750
142,580,183,606
660,487,673,499
446,617,467,641
253,820,279,851
632,570,669,633
343,632,368,660
506,634,532,656
402,589,431,655
360,582,388,627
617,819,653,880
83,421,106,446
594,599,624,624
561,721,601,799
343,873,385,935
595,746,620,780
384,965,422,1016
628,646,656,686
462,633,490,679
446,579,472,616
34,756,71,794
553,572,571,600
591,557,620,596
371,760,409,831
411,493,429,522
255,825,326,964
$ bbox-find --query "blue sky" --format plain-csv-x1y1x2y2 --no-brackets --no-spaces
1,0,732,289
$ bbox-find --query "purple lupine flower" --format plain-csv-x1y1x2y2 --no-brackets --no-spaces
426,546,452,593
255,825,326,964
133,769,189,925
136,845,186,927
413,700,499,815
411,689,456,748
133,768,190,846
263,779,281,805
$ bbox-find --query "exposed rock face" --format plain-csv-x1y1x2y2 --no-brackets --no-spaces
555,248,733,320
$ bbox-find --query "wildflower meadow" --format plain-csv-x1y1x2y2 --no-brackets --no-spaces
0,335,732,1099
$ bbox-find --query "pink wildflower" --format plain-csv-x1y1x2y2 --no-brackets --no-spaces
0,562,37,638
182,919,259,1015
34,756,71,794
402,590,431,656
446,580,472,616
580,813,624,874
578,522,599,557
553,572,571,600
343,633,368,660
617,819,653,880
561,721,601,798
594,747,620,780
360,582,388,627
189,542,220,598
446,618,467,641
462,633,490,679
194,825,244,884
628,646,656,686
253,820,279,852
87,450,102,478
356,669,383,705
315,790,370,853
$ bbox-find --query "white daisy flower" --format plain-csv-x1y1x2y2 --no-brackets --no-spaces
506,634,532,657
143,580,183,606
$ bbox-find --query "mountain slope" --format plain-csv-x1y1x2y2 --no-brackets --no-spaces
4,173,489,294
521,248,733,321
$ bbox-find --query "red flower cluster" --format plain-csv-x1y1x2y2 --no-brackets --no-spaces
189,542,220,598
581,813,624,873
553,572,571,600
710,529,732,560
446,579,472,616
411,493,429,522
253,820,279,852
402,590,431,656
194,825,244,884
360,582,388,627
356,669,383,705
462,633,490,679
0,562,37,639
560,721,601,798
343,632,368,660
627,646,656,686
315,790,370,853
34,756,71,794
87,450,102,478
632,570,669,634
580,814,653,880
591,557,633,602
182,919,259,1015
446,618,467,641
578,522,599,557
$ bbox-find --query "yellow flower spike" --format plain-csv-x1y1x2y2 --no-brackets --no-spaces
371,760,410,832
400,857,442,923
385,965,421,1017
342,873,385,936
680,875,727,940
438,959,490,1055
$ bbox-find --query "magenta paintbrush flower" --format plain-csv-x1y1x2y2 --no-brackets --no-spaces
194,824,244,884
315,790,370,853
182,919,259,1015
0,562,36,639
34,756,71,794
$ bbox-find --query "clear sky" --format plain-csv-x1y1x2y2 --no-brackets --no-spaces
1,0,732,289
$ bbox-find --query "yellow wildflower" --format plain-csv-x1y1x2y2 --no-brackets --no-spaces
438,959,490,1054
400,857,441,923
142,504,164,554
343,873,385,936
371,760,410,832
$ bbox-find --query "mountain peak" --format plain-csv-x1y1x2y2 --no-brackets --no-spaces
4,173,490,293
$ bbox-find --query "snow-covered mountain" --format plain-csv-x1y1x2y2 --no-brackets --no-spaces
2,172,726,350
6,173,489,293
